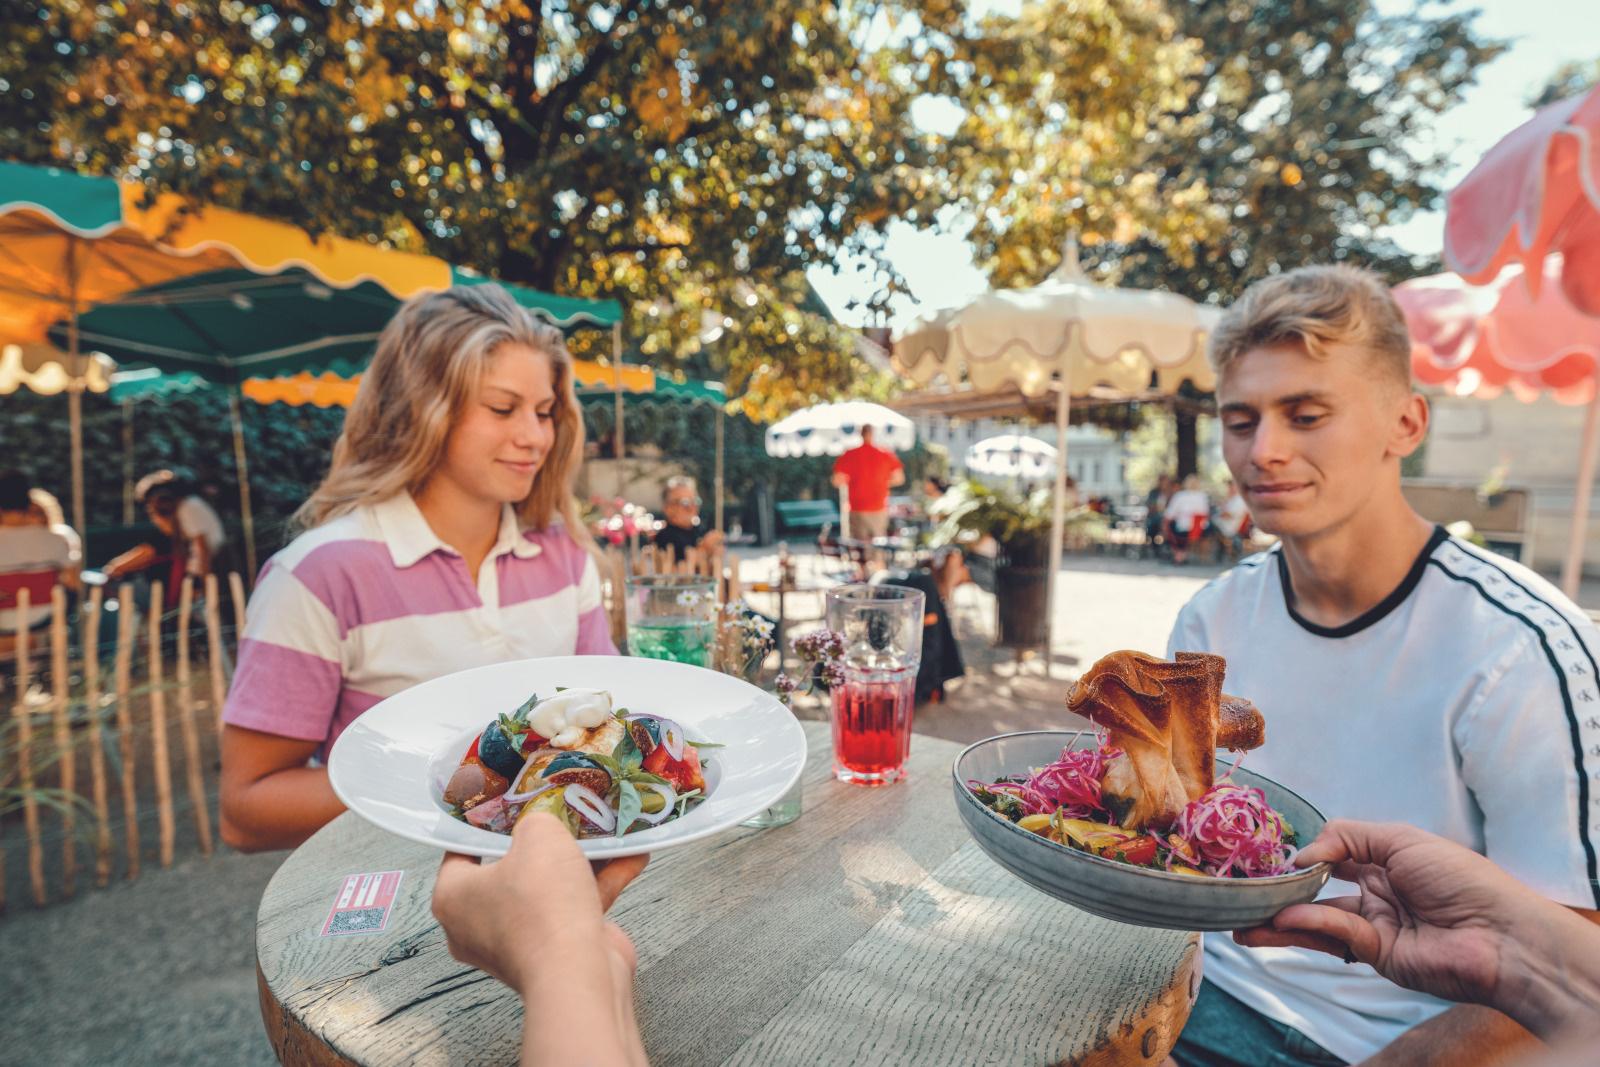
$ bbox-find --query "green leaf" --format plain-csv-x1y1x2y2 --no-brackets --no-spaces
588,751,624,779
686,739,725,751
674,788,703,818
615,780,642,837
613,731,643,771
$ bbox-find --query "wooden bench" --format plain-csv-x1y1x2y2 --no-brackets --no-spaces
1401,481,1533,562
775,498,840,539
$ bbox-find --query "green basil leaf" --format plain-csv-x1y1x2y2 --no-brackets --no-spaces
615,780,642,838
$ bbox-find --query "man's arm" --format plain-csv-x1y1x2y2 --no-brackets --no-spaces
1241,816,1600,1063
189,533,212,575
1356,1005,1537,1067
1360,905,1600,1065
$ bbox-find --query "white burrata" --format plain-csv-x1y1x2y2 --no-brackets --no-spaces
529,688,614,749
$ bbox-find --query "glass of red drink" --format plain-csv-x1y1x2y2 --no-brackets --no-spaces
825,584,924,785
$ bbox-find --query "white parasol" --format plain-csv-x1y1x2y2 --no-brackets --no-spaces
764,401,916,458
966,433,1058,479
894,238,1217,671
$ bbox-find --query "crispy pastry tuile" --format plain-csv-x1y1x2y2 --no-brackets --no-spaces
1065,651,1265,829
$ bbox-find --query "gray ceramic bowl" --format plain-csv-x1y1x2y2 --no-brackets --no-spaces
952,730,1331,931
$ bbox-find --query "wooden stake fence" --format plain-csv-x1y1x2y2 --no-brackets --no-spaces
2,574,246,910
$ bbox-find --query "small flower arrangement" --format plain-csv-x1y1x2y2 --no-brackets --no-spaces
586,496,657,546
775,628,847,704
714,598,776,681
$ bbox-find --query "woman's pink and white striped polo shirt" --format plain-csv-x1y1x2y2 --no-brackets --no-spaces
223,492,617,757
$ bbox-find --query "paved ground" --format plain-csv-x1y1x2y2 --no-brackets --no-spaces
737,548,1223,746
0,546,1589,1065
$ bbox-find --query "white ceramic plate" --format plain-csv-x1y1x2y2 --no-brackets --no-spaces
328,655,808,859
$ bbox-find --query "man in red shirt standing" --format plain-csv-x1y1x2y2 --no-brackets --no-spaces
831,425,905,541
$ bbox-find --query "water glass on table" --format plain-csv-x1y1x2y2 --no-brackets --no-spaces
825,584,924,786
626,574,716,667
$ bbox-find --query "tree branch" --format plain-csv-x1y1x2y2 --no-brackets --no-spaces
600,240,691,255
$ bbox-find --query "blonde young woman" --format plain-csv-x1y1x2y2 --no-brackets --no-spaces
219,285,616,852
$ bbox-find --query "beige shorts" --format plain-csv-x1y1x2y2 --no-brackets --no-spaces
848,510,890,541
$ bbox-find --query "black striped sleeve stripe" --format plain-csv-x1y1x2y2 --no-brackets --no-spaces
1427,555,1600,907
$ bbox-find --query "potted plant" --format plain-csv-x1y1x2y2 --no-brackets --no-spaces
930,480,1105,648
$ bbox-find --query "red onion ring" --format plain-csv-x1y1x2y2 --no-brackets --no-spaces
658,718,686,761
564,784,616,832
503,779,557,806
623,713,686,760
637,783,677,825
511,745,556,793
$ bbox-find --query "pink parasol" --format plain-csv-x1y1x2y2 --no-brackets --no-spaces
1396,263,1600,595
1443,85,1600,316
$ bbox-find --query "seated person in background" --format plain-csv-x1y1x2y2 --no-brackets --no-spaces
0,470,77,652
1168,265,1600,1067
651,475,723,563
1161,475,1211,564
929,545,971,607
1144,473,1175,553
105,471,228,591
24,486,83,574
1211,477,1252,558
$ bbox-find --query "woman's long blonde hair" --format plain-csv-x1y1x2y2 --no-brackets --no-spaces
296,284,591,544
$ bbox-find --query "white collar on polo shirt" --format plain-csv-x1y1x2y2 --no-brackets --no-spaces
371,492,543,568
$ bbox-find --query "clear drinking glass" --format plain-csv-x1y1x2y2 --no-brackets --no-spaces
741,771,804,828
625,574,717,667
825,584,924,785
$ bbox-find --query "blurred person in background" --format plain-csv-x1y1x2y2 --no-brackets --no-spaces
652,475,723,563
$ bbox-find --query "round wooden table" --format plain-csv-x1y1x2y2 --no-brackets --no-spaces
256,722,1200,1066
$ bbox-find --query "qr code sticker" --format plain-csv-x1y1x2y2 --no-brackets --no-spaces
327,908,387,935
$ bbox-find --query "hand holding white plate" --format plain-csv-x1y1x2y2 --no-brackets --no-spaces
329,656,808,859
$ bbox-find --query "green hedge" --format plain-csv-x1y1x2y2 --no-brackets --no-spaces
4,390,933,562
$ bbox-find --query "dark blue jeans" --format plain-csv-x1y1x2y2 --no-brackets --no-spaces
1172,981,1346,1067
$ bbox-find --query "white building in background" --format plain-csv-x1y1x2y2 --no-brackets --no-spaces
911,414,1128,499
1419,390,1600,576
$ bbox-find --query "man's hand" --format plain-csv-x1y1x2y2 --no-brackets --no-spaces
1236,820,1530,1009
698,529,726,554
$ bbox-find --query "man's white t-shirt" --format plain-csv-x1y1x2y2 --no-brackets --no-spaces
0,525,73,629
1214,494,1249,539
1165,489,1211,533
175,496,226,574
1167,528,1600,1063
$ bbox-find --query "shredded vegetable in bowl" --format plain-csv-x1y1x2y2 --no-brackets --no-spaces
979,740,1120,820
970,741,1299,880
1171,782,1297,877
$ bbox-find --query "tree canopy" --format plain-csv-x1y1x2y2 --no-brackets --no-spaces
3,0,1499,415
1100,0,1503,300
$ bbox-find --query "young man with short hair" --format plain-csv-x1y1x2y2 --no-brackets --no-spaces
1167,265,1600,1066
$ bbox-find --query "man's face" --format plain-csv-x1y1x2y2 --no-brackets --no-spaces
664,487,701,529
1218,342,1422,541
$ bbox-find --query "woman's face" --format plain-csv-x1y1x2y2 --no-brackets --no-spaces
436,343,558,507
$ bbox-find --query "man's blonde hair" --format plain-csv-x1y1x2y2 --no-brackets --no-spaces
1209,265,1412,389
